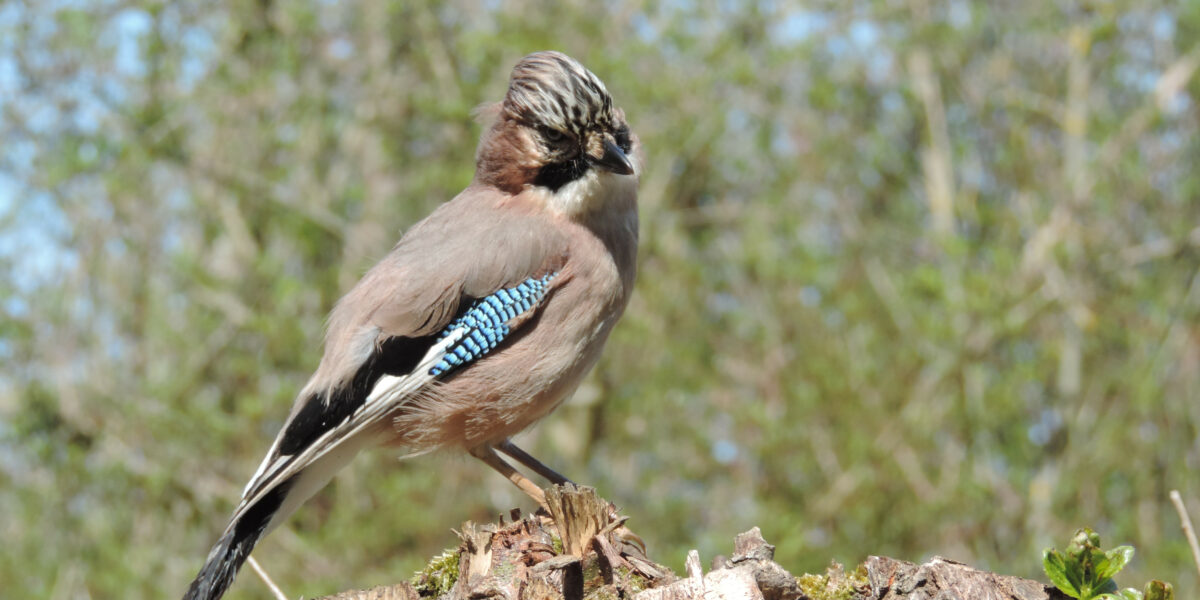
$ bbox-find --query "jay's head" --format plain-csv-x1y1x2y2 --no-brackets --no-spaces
475,51,637,199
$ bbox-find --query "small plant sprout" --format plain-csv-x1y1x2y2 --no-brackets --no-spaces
1042,528,1173,600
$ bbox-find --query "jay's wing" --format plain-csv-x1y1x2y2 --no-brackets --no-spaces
234,188,570,520
184,189,572,600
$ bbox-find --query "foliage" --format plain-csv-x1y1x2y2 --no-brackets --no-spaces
1,1,1198,599
1042,529,1173,600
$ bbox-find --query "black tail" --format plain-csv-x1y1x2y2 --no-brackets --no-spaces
183,479,293,600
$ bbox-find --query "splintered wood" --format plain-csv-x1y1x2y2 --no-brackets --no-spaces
635,528,804,600
319,485,1068,600
340,484,672,600
544,483,608,558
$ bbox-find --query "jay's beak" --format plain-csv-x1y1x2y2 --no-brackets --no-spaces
588,138,634,175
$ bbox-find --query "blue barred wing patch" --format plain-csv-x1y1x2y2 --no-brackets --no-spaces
429,273,557,377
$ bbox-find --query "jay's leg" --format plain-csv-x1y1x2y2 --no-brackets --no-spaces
498,439,574,485
469,444,550,512
476,441,647,555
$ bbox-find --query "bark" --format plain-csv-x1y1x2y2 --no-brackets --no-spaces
864,556,1070,600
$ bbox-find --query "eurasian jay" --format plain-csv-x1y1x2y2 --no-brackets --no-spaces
184,51,640,600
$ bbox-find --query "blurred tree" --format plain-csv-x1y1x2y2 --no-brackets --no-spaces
0,0,1197,598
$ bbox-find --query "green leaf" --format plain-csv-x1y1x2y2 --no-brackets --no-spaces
1044,549,1081,598
1102,581,1123,596
1065,553,1090,596
1097,546,1134,580
1142,580,1173,600
1091,554,1113,588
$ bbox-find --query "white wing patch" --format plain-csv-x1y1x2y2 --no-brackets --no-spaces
233,330,466,521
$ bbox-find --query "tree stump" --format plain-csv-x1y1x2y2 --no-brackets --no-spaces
316,485,1066,600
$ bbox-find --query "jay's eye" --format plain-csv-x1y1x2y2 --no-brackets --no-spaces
614,126,632,153
542,128,568,143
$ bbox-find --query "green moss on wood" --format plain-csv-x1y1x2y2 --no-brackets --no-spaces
796,562,868,600
411,549,461,597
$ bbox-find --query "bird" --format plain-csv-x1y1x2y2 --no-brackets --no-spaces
183,51,640,600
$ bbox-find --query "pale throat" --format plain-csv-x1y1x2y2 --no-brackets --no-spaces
536,168,639,219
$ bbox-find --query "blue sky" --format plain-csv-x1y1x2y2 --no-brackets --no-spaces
0,4,161,300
